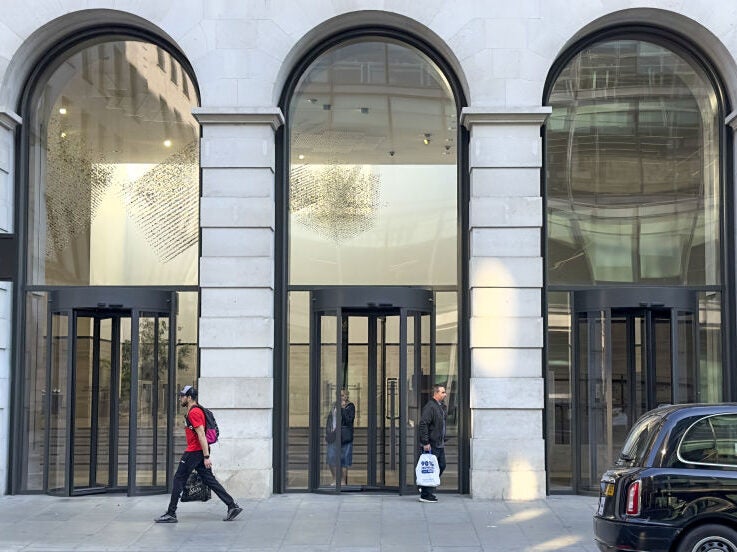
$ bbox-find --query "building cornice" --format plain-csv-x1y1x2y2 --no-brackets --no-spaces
0,110,22,130
460,106,552,128
192,107,285,129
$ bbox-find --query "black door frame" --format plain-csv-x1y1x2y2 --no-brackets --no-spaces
572,288,699,492
308,287,434,494
43,288,176,497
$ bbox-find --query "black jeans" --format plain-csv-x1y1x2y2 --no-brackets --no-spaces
419,447,446,497
167,451,237,514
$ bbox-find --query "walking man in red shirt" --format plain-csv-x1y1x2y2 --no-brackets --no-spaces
155,386,242,523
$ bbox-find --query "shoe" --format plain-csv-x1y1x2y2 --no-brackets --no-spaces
224,505,243,521
429,493,438,501
155,512,177,523
419,495,438,503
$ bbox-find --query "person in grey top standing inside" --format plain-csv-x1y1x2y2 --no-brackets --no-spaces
418,384,447,503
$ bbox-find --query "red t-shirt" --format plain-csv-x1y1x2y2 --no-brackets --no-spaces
185,406,205,452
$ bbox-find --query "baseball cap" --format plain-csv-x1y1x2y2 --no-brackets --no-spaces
179,385,194,397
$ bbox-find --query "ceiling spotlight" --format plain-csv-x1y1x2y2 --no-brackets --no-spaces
360,107,369,114
298,154,305,160
58,107,67,115
163,139,172,148
388,150,395,157
423,133,432,145
323,104,331,111
60,131,67,138
307,98,317,103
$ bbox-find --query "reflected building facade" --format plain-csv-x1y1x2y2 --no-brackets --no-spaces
0,3,736,499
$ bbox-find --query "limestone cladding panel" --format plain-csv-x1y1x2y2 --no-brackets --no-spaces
470,197,542,228
200,348,273,378
470,257,542,288
471,288,540,318
201,132,276,170
216,468,272,500
470,125,543,168
471,168,541,198
212,436,272,471
202,168,274,198
472,437,545,470
470,316,544,348
0,123,14,233
213,408,272,440
200,197,275,229
472,409,542,439
470,377,543,410
201,228,274,257
201,288,274,318
471,347,541,379
199,377,272,410
471,228,540,258
471,467,546,500
199,317,274,348
200,257,274,288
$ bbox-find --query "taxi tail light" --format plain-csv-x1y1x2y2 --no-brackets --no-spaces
625,480,641,516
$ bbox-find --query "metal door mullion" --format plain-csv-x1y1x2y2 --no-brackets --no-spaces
43,306,54,493
90,317,101,488
335,308,344,491
367,314,377,488
66,313,75,496
398,308,407,494
128,310,140,495
167,295,177,492
152,316,159,487
307,295,319,491
110,316,120,488
626,314,635,430
380,316,387,487
669,308,678,404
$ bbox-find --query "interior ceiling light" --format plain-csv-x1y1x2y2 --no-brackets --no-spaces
307,98,317,103
58,107,67,115
163,139,172,148
423,133,432,145
360,107,369,114
298,154,305,160
60,131,67,138
323,104,331,110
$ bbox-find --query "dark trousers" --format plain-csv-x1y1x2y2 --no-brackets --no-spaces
167,451,236,514
419,447,446,497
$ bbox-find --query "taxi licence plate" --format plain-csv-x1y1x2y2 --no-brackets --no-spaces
604,483,615,496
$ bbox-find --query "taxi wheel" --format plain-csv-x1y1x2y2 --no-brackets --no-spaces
678,524,737,552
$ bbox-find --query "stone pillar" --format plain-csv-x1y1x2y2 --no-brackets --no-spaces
0,110,19,495
192,107,283,499
461,106,550,500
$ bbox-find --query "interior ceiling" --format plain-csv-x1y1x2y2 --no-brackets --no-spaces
291,41,458,166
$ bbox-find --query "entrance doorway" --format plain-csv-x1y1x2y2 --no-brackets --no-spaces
45,289,176,496
310,287,435,493
574,289,698,491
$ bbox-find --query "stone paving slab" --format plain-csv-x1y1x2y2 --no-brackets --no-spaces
0,494,597,551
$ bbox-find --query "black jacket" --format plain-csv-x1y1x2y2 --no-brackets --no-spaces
419,398,447,449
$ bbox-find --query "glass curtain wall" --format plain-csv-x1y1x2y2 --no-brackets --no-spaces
545,36,725,492
285,37,459,491
18,38,200,492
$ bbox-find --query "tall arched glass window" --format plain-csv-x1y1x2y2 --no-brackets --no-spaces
544,34,726,493
27,41,199,286
17,37,200,494
283,36,461,492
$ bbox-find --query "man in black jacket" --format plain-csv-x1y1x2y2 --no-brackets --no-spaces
418,384,447,503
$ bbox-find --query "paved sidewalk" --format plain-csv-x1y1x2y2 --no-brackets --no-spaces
0,493,597,551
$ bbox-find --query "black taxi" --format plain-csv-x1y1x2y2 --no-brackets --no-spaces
594,404,737,552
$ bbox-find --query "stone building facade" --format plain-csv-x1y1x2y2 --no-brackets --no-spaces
1,1,736,500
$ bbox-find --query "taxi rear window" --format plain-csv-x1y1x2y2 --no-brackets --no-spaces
679,414,737,466
616,413,662,466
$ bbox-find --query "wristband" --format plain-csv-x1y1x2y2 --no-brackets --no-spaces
204,455,210,459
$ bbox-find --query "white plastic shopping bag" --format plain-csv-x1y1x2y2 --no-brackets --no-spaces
415,452,441,487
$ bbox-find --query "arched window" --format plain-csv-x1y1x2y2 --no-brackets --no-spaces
17,34,200,494
544,30,727,493
281,33,463,492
